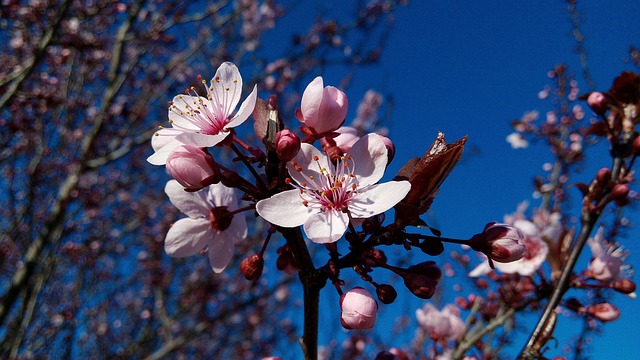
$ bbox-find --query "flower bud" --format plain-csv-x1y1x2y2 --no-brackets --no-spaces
596,168,611,183
407,261,442,282
376,284,397,304
299,76,348,134
240,254,264,281
611,279,636,295
419,239,444,256
275,129,301,162
276,245,298,275
610,184,629,201
403,273,437,299
583,303,620,322
587,92,607,115
166,145,217,191
340,287,378,330
468,223,526,263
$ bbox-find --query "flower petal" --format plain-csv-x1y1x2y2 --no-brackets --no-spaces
148,139,182,165
164,217,213,257
165,180,210,218
300,76,324,127
206,182,237,208
226,84,257,129
348,181,411,218
207,232,234,273
256,189,313,227
303,210,348,243
287,143,330,186
176,132,229,148
348,133,388,187
315,86,348,133
152,127,184,151
211,62,243,119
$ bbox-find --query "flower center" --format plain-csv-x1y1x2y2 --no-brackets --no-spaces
166,75,239,136
289,154,359,213
209,206,233,231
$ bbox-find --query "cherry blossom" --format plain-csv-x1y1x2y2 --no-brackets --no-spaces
416,303,465,342
469,219,549,277
586,227,629,283
296,76,348,135
255,134,410,243
148,62,258,165
163,180,247,273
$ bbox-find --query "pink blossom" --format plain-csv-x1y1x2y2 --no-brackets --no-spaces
166,145,217,191
506,132,528,149
469,219,549,277
340,287,378,330
148,62,257,165
415,304,465,342
163,180,247,273
468,223,526,263
586,227,627,282
256,134,410,243
328,126,360,152
297,76,348,134
582,303,620,322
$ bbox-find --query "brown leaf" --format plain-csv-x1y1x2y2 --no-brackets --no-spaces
395,132,466,226
253,98,269,141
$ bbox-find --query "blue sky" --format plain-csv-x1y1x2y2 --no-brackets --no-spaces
271,1,640,358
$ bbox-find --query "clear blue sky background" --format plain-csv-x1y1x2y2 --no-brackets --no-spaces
267,1,640,358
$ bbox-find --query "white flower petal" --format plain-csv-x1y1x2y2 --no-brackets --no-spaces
300,76,324,127
152,127,184,151
148,140,182,165
303,210,348,243
348,133,388,187
468,261,491,277
164,218,213,257
287,143,330,186
348,181,411,218
256,189,313,227
212,62,243,119
165,180,210,217
226,84,257,129
206,183,237,208
207,232,234,273
176,132,229,148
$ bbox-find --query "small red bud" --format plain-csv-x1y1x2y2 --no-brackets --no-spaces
596,168,611,183
403,273,437,299
376,284,397,304
610,184,630,201
587,92,607,115
240,254,264,281
275,129,301,162
611,279,636,294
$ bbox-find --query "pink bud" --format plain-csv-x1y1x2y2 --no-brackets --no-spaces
403,273,437,299
596,168,611,183
587,92,607,115
611,279,636,294
584,303,620,322
376,284,397,304
610,184,629,201
275,129,301,162
166,145,217,191
468,223,526,263
321,126,360,153
340,287,378,330
299,76,348,134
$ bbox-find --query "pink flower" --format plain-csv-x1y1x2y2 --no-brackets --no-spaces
297,76,348,135
166,145,217,191
148,62,258,165
586,227,627,282
255,134,411,243
468,222,526,263
582,303,620,322
469,219,549,277
340,287,378,330
163,180,247,273
415,304,465,342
